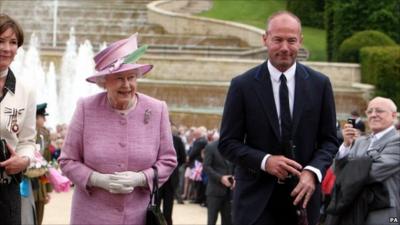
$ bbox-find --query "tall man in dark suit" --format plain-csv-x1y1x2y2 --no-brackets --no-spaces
218,11,338,225
204,140,234,225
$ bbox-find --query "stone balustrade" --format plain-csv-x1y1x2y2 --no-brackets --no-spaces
142,56,361,88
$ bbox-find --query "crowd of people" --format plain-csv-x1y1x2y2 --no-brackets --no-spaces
1,11,399,225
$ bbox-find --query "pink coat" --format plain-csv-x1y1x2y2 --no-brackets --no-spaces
59,92,177,225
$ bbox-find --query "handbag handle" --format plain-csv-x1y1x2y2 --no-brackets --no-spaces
149,166,159,206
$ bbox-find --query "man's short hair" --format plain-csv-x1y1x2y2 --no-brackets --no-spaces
266,10,302,32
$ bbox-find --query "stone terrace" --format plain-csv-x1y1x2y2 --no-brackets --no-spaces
0,0,371,127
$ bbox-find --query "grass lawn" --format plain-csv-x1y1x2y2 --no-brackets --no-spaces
199,0,327,61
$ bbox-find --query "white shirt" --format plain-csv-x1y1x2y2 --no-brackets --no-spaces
260,61,322,182
337,125,396,159
268,60,296,124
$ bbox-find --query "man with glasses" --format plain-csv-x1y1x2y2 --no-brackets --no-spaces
327,96,399,225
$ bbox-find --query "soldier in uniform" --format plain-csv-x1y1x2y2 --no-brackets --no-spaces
32,103,52,225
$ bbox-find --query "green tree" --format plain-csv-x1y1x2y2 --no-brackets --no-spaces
325,0,399,61
287,0,325,28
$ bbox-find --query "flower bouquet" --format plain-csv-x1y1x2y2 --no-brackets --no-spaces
24,150,48,178
46,167,71,192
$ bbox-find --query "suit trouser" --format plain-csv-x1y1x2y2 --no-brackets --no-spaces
0,180,21,225
207,195,232,225
253,183,298,225
158,180,175,225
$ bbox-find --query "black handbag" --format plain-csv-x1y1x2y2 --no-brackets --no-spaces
146,166,167,225
0,139,21,184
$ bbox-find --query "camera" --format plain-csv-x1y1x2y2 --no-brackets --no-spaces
347,118,356,128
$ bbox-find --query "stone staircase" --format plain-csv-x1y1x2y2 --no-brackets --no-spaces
0,0,253,57
0,0,370,128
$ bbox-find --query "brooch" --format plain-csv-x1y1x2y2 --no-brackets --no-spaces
107,58,124,73
144,109,151,124
5,107,24,133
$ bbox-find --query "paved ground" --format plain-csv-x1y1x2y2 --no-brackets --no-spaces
42,189,218,225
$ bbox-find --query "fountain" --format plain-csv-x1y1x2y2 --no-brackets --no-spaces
58,28,101,124
11,29,101,130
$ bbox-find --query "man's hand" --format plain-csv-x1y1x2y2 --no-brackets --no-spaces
264,155,302,180
0,143,30,174
220,175,233,188
342,123,358,147
290,170,316,208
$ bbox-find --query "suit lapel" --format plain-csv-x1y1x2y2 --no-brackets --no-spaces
253,61,280,140
367,128,397,153
292,64,309,136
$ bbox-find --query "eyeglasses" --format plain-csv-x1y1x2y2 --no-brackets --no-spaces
365,108,390,116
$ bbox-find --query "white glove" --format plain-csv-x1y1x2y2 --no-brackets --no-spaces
110,171,147,188
89,171,134,194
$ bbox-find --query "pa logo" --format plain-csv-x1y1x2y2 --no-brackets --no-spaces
389,217,398,223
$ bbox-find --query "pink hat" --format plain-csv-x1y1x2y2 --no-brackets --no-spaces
86,33,153,83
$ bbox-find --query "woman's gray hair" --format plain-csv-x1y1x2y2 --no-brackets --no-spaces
95,76,106,89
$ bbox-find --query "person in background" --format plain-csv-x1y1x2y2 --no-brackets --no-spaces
48,132,57,162
52,137,63,161
326,97,399,225
218,11,338,225
203,137,234,225
188,127,208,205
180,127,195,201
0,13,36,225
32,103,53,225
58,33,177,225
157,124,186,225
55,123,68,140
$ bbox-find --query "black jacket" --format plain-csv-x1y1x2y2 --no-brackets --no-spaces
326,157,390,225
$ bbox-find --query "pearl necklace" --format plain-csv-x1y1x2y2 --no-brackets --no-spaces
107,94,137,112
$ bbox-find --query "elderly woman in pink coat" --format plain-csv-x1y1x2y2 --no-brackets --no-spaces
59,33,177,225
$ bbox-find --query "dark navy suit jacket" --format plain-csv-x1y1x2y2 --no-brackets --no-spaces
218,61,339,225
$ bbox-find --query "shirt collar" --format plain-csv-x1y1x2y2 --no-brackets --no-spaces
371,125,395,141
0,68,8,78
4,69,16,94
267,60,296,83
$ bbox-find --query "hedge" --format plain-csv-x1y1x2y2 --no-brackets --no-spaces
337,30,396,63
325,0,400,61
360,46,400,106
